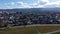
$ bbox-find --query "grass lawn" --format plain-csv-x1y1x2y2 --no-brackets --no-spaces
52,32,60,34
0,26,60,34
37,26,60,33
0,27,38,34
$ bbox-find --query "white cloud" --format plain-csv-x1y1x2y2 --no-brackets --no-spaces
4,2,15,9
2,0,60,9
16,2,32,8
17,2,25,5
44,1,60,8
29,0,49,8
34,0,60,8
38,0,49,5
5,2,15,6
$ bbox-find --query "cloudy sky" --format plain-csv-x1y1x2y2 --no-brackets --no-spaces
0,0,60,9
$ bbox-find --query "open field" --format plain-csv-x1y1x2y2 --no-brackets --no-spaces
0,26,60,34
52,32,60,34
37,26,60,33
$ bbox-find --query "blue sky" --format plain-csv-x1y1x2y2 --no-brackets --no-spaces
0,0,37,4
0,0,60,9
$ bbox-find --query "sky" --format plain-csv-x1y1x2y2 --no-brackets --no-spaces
0,0,60,9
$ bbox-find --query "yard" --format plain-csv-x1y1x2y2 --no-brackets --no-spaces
0,26,60,34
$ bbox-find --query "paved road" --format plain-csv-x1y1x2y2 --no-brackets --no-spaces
8,24,60,28
0,24,60,29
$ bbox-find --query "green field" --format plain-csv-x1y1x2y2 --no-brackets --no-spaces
0,26,60,34
52,32,60,34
